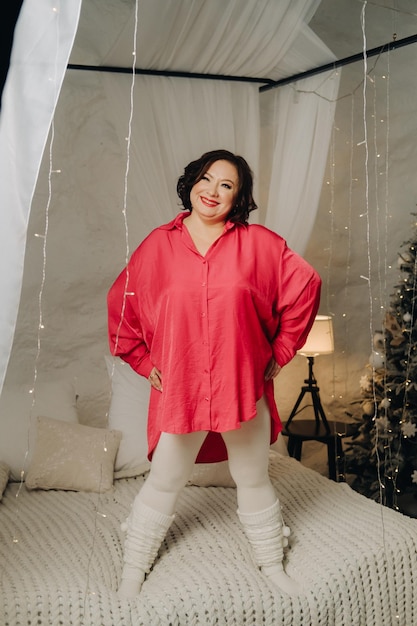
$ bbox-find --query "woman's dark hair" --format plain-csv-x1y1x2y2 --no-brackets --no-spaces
176,149,258,225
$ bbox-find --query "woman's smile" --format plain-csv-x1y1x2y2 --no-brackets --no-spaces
200,195,219,208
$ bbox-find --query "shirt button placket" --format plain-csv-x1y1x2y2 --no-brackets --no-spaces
201,260,211,423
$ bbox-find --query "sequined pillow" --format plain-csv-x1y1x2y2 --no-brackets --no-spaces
25,417,121,493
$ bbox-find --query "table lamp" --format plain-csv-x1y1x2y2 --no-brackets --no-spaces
285,315,334,433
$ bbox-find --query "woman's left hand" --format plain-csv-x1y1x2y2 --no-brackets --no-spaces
148,366,163,392
264,357,281,381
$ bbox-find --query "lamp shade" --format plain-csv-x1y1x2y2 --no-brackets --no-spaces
298,315,334,357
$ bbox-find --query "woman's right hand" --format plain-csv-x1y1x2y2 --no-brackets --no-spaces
264,357,281,381
148,366,163,392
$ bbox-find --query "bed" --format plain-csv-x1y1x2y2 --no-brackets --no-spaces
1,367,417,625
1,451,417,626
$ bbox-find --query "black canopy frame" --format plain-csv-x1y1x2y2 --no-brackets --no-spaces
67,33,417,91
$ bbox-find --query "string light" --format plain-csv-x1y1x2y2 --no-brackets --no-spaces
83,3,141,612
110,0,139,366
328,8,406,616
9,0,64,555
305,4,406,483
340,94,355,405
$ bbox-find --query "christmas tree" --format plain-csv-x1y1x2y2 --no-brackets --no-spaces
346,215,417,515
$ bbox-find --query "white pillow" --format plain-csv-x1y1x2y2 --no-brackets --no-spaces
25,417,121,493
0,379,79,481
105,356,151,477
0,461,10,500
105,356,237,486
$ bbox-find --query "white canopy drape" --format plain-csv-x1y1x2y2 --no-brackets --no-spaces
0,0,339,395
0,0,82,392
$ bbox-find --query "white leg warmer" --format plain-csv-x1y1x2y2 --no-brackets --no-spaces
118,496,175,599
238,499,302,596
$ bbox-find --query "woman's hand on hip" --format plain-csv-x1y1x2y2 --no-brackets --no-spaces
148,366,163,392
264,357,281,381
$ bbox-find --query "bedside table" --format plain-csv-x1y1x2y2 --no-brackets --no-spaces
281,419,358,481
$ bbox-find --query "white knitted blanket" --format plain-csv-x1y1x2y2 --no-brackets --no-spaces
1,452,416,625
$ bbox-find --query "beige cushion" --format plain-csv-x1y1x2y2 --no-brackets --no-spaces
0,379,79,481
25,417,121,493
187,461,235,488
0,461,10,500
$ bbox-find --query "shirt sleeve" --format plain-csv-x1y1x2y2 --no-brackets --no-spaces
271,246,322,368
107,267,153,378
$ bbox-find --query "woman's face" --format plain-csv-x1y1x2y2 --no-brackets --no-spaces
190,159,239,225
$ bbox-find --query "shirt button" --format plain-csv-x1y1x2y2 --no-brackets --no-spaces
201,282,206,287
205,397,209,402
201,312,206,317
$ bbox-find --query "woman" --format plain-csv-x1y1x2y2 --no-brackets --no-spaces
108,149,321,599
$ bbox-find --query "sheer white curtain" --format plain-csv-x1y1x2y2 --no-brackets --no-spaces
261,73,339,254
102,75,261,240
98,0,332,245
0,0,82,393
260,25,340,253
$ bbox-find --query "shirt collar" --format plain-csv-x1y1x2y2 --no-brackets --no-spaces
159,212,189,231
160,212,238,232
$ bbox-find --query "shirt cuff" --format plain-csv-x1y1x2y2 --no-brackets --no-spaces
135,354,154,379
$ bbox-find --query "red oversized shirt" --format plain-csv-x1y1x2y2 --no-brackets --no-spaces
107,213,321,463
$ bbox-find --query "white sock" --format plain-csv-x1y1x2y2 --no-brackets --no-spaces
238,500,303,596
118,498,175,600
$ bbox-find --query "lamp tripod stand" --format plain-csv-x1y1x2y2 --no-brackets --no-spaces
285,355,331,433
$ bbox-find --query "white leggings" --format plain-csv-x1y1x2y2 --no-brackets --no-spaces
139,396,277,516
